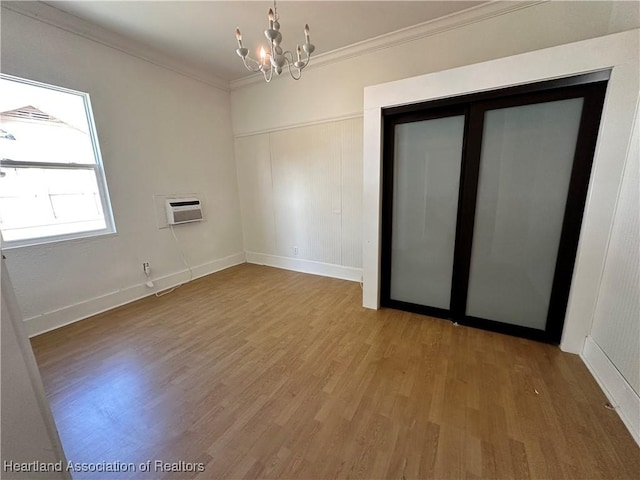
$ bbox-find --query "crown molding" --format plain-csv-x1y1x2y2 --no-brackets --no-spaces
230,0,546,91
2,1,546,94
2,1,231,92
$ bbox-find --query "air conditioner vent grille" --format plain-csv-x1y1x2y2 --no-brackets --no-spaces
165,197,203,225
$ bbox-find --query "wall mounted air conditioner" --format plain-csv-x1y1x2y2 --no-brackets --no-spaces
165,198,203,225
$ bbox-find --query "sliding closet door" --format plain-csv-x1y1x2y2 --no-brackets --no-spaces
455,82,608,341
382,75,608,343
382,110,465,313
464,98,583,330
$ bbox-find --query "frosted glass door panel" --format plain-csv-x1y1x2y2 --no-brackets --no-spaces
390,116,464,308
466,98,584,329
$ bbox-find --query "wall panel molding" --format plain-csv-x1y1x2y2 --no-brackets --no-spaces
235,117,363,282
582,336,640,446
589,108,639,394
234,112,363,139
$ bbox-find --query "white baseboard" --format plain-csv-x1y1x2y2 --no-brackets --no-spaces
24,252,246,338
245,251,362,283
581,335,640,446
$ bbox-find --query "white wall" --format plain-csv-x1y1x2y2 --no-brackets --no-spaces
1,259,69,479
235,118,363,281
1,7,245,336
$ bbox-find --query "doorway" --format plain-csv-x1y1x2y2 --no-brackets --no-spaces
381,73,608,343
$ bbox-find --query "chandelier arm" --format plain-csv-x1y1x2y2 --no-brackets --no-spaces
242,56,263,73
283,50,294,64
263,65,274,83
301,51,312,70
286,59,302,80
281,51,302,80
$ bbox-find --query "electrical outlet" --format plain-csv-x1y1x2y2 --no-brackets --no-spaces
293,246,298,255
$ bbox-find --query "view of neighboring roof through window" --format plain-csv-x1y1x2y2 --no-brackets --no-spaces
0,75,115,247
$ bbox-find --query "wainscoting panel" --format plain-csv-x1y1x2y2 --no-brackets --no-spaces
341,118,364,269
236,117,364,280
270,122,343,264
235,133,277,255
590,117,639,395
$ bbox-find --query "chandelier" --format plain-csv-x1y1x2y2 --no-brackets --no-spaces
234,0,315,82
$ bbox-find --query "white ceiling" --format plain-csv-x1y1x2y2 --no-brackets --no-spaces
44,1,487,81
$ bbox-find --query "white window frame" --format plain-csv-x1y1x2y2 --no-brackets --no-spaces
0,74,116,248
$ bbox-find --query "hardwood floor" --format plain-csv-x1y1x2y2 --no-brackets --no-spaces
31,264,639,479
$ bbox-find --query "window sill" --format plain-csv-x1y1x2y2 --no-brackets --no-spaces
1,229,118,250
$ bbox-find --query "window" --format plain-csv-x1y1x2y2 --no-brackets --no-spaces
0,74,115,247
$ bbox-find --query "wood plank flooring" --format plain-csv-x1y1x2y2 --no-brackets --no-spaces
31,264,639,479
